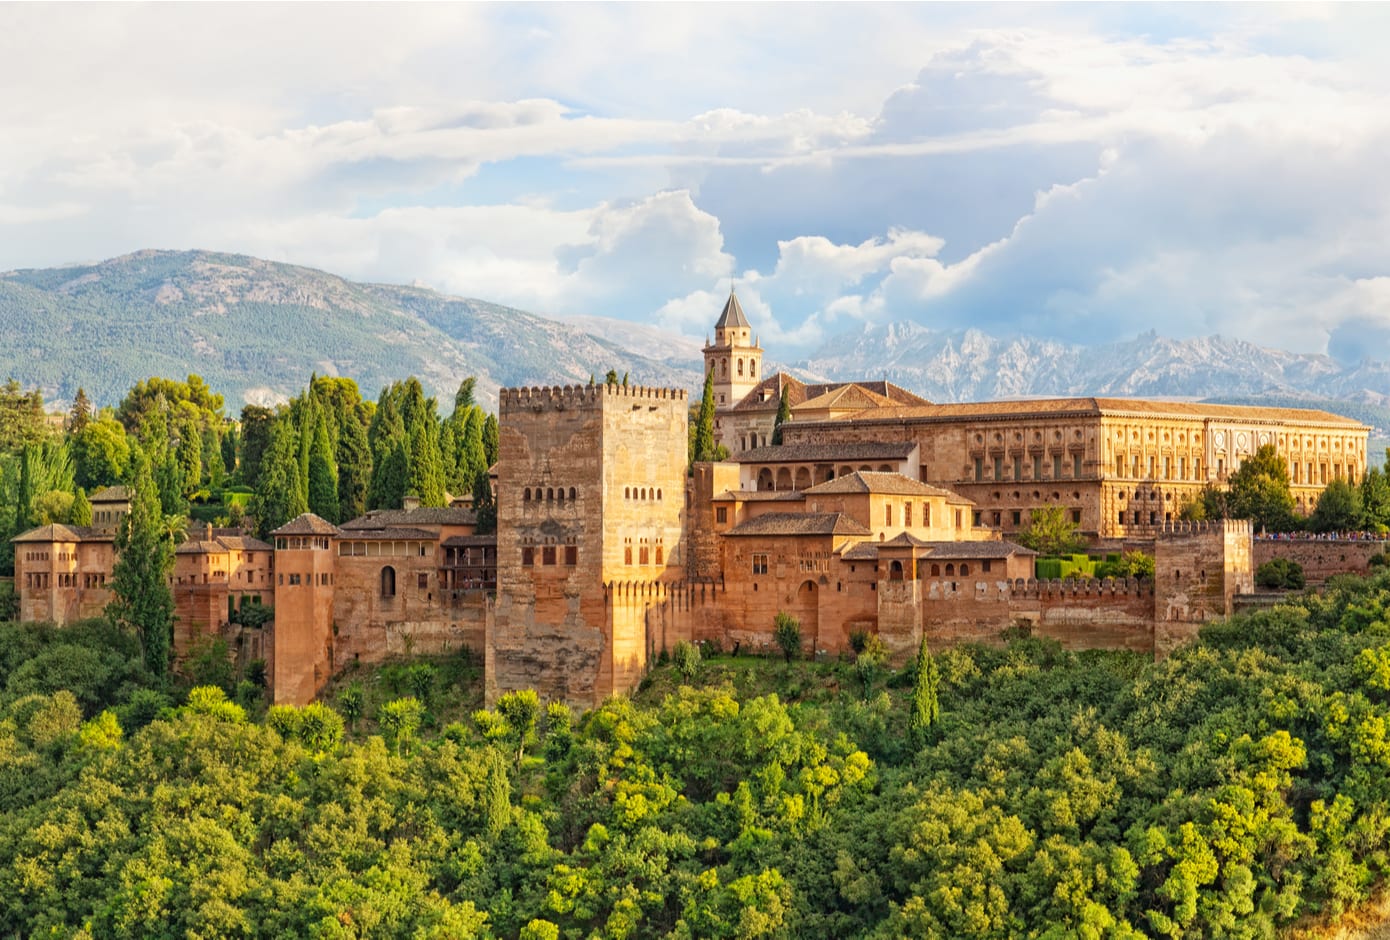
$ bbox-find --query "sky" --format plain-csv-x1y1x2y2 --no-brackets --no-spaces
3,2,1390,361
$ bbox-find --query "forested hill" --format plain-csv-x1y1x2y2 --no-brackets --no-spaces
0,250,701,409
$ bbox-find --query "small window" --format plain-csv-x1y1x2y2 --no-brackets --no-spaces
522,547,535,567
960,564,969,576
564,545,577,566
417,572,429,590
1072,510,1082,524
752,553,769,575
982,560,992,573
288,573,302,586
639,547,650,565
381,566,396,597
716,507,728,524
655,546,663,565
624,547,632,565
569,487,577,500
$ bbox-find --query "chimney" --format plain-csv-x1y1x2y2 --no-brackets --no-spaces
402,494,421,511
204,522,213,541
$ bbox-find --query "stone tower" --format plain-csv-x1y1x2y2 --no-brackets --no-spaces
702,290,763,408
269,513,339,705
1152,518,1254,656
489,383,688,708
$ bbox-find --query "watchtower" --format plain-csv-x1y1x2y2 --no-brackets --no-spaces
702,290,762,407
490,382,688,707
269,513,339,704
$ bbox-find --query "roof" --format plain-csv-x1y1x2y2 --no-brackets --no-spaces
729,374,931,414
174,533,274,555
89,485,130,502
796,384,898,414
803,396,1366,428
729,373,807,412
712,490,803,502
12,523,110,543
442,535,498,548
840,538,1036,562
735,441,917,464
724,512,874,538
339,506,478,529
714,290,751,330
337,526,439,541
803,471,970,502
271,513,342,536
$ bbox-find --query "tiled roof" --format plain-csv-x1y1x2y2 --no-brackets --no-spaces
921,540,1036,559
442,535,498,548
796,384,897,413
724,512,874,537
712,490,803,502
174,533,274,555
803,471,969,501
805,397,1366,428
339,506,477,529
12,523,109,543
729,373,807,412
337,527,439,541
89,485,131,502
735,441,917,464
714,290,751,330
839,543,880,561
271,513,342,536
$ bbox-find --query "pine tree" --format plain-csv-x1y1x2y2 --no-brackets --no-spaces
909,638,941,746
771,386,792,446
67,387,92,435
691,370,716,465
107,450,175,677
307,410,340,523
70,487,92,527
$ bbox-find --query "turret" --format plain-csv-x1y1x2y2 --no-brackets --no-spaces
701,290,763,407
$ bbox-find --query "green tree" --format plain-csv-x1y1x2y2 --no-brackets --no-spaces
307,409,340,523
909,638,941,746
237,404,275,487
691,369,717,466
1227,443,1296,532
770,386,792,446
69,487,92,527
1256,558,1306,589
106,450,176,677
0,379,49,453
1310,478,1364,533
71,411,131,490
454,377,477,411
1015,505,1086,556
482,413,499,468
773,611,802,663
250,417,308,537
67,387,92,435
472,470,496,535
1361,463,1390,531
336,406,372,522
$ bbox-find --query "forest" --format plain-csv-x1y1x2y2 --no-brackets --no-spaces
3,571,1390,937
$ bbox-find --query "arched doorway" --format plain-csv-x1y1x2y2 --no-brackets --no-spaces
757,468,774,491
791,579,819,654
776,468,793,490
794,467,812,490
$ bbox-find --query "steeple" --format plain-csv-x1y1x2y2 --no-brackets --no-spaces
702,289,763,411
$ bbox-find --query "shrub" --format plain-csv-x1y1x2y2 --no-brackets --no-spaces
1256,558,1306,590
672,640,702,681
773,612,802,663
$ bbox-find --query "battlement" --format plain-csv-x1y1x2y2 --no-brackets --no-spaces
1156,519,1253,538
921,576,1154,601
500,384,688,411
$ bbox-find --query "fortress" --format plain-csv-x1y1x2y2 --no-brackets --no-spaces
11,294,1371,707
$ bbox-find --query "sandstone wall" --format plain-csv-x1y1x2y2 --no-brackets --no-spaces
1254,538,1387,583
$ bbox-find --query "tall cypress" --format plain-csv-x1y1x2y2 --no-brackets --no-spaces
472,468,496,535
771,386,792,446
250,418,307,537
408,420,446,507
909,638,941,746
482,414,499,469
70,487,93,527
107,450,175,677
336,408,372,522
461,409,487,494
691,370,716,465
307,410,340,523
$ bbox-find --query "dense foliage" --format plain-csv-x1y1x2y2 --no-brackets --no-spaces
8,573,1390,935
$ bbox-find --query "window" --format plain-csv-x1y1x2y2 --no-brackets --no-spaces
417,572,429,589
960,564,970,576
624,546,632,565
1055,454,1065,479
288,573,301,586
564,545,577,566
983,560,992,573
1072,510,1082,524
955,509,962,527
1074,454,1083,478
885,504,893,526
904,502,913,527
752,553,768,575
1011,510,1021,526
640,546,650,565
716,507,728,524
523,547,535,566
993,456,1003,480
381,566,396,597
542,546,556,565
974,457,983,481
1013,456,1022,481
655,546,663,565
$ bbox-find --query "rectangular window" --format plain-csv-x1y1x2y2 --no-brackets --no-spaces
1011,510,1021,526
715,507,728,524
417,572,429,589
1179,457,1186,480
1072,510,1082,524
1056,455,1065,479
639,547,650,565
1118,510,1126,525
885,504,893,526
974,457,984,481
1074,453,1084,478
542,546,556,566
1034,455,1043,479
624,547,632,565
1012,456,1022,480
522,547,535,566
983,560,992,573
564,545,577,566
752,553,768,575
923,504,930,526
993,456,1004,480
905,502,913,527
288,573,301,586
955,509,962,527
1163,457,1171,480
1147,456,1155,478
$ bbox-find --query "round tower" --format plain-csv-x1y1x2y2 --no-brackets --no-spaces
702,290,763,407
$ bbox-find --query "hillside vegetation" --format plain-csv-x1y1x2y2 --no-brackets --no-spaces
0,250,700,409
6,574,1390,936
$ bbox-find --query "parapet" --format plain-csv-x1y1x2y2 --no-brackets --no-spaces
1156,519,1254,538
500,384,689,412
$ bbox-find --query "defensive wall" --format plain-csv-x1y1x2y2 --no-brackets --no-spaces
1253,537,1387,583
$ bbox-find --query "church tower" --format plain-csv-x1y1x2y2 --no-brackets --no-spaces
702,290,763,407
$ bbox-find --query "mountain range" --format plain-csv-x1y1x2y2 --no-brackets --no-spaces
3,250,1390,439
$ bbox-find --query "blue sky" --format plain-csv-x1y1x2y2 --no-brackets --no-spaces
2,3,1389,360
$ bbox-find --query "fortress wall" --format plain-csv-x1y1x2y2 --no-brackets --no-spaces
1254,538,1387,583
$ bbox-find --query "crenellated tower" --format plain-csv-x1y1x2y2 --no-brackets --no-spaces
702,290,763,408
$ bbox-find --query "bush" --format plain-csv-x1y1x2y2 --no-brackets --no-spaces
672,640,702,681
1256,558,1306,590
773,612,802,663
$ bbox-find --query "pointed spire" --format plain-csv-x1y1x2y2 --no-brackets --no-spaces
714,289,750,330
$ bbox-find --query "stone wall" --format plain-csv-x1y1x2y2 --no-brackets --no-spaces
1254,538,1387,583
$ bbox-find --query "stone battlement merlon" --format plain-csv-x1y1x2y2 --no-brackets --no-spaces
499,384,688,410
1156,519,1253,537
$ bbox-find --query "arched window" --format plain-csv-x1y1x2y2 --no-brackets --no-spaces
960,563,970,576
945,563,955,576
930,563,940,576
556,489,564,503
547,488,554,501
750,361,757,377
889,560,904,581
656,488,662,500
524,488,531,501
721,358,728,376
737,359,744,376
381,566,396,598
640,488,647,499
569,487,577,500
625,487,630,499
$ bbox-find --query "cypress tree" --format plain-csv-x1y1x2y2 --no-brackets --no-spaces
472,469,496,535
70,487,92,527
909,638,941,746
250,418,307,537
107,450,175,677
461,409,487,494
771,386,792,446
440,420,461,495
482,414,499,469
691,370,716,465
372,440,409,511
174,415,203,499
408,420,446,507
237,405,275,488
336,408,372,522
68,387,92,434
307,411,340,523
454,377,477,411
